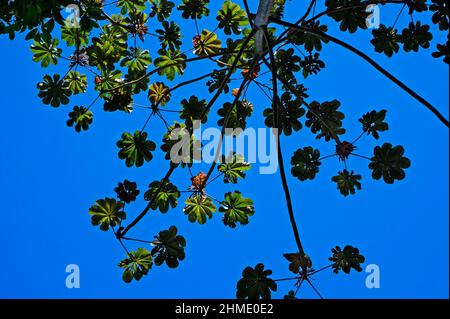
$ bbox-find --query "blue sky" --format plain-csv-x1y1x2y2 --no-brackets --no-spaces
0,1,448,299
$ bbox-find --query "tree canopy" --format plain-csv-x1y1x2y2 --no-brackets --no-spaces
1,0,448,299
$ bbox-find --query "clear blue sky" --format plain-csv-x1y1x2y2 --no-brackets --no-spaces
0,1,448,299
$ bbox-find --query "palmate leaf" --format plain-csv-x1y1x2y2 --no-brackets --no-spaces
275,48,301,82
180,95,209,126
149,0,175,22
329,245,365,274
369,143,411,184
263,92,305,136
206,69,230,93
65,71,87,95
66,105,93,132
217,100,254,136
178,0,210,19
89,197,126,231
104,90,133,113
151,226,186,268
116,0,146,14
300,53,325,78
118,248,153,283
183,195,216,224
283,253,312,274
154,49,187,81
144,180,180,213
161,122,201,167
406,0,428,14
430,0,449,31
236,263,277,300
219,191,254,228
332,170,362,197
120,48,152,73
148,82,171,106
117,131,156,167
371,25,401,57
432,38,449,64
359,109,389,140
61,25,89,47
37,74,71,107
217,0,248,35
325,0,369,33
193,29,221,57
291,147,321,181
30,38,61,67
114,179,140,204
401,21,433,52
290,20,329,52
305,99,346,141
156,21,182,51
218,153,251,184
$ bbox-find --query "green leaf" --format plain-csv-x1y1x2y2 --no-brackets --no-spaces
283,253,312,274
430,0,449,31
289,20,329,52
118,248,153,283
369,143,411,184
359,109,389,140
305,99,345,141
116,0,146,14
120,48,152,73
300,53,325,78
219,191,254,228
180,95,209,126
148,82,171,106
67,106,93,132
89,197,126,231
371,24,401,57
218,153,251,184
156,21,182,51
217,0,248,35
217,100,254,136
291,147,321,181
154,49,187,81
30,38,61,67
329,245,365,274
236,263,277,299
332,170,362,196
325,0,369,33
406,0,428,14
401,21,433,52
263,92,305,136
275,48,301,82
37,74,71,107
117,131,156,167
65,71,87,95
104,90,133,113
193,29,221,57
149,0,175,22
183,195,216,224
151,226,186,268
114,179,140,204
61,25,89,47
144,180,180,213
178,0,210,19
161,122,201,167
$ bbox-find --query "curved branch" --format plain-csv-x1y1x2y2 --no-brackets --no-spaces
264,28,306,258
270,17,450,128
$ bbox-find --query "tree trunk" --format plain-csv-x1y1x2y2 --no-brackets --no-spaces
254,0,273,56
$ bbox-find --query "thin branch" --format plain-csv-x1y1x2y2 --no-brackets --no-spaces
264,28,306,258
